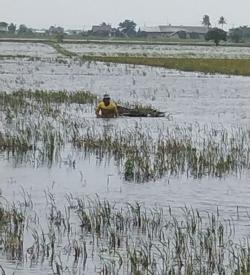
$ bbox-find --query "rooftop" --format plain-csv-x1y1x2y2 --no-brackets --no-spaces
141,25,208,34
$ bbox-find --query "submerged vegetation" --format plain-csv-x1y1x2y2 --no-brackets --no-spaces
1,42,250,274
0,89,98,106
74,127,250,181
1,193,250,274
0,89,249,180
0,202,24,262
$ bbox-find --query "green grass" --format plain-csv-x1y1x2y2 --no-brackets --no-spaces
1,90,249,181
74,127,250,182
20,89,97,104
2,35,250,47
2,190,250,274
0,90,98,107
82,55,250,76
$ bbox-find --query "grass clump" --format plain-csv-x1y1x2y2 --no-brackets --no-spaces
19,89,98,105
0,89,98,109
0,203,25,261
117,102,165,117
73,127,250,182
0,133,32,153
2,190,250,274
66,195,250,275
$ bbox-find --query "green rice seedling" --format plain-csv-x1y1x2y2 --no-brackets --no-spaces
2,191,250,274
0,203,25,261
124,159,135,181
1,90,249,182
0,132,32,154
73,126,250,182
0,89,98,107
73,197,234,274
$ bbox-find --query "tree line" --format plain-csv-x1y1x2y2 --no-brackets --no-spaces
1,18,250,45
0,20,137,36
201,15,250,44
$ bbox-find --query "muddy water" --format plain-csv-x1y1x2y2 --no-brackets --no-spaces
0,56,250,274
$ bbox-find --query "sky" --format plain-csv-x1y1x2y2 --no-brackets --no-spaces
0,0,249,30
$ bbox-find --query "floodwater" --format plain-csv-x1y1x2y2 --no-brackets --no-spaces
0,56,249,127
0,43,250,274
0,42,60,58
62,42,250,59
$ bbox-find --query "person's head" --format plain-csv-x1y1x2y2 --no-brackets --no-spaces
103,94,111,105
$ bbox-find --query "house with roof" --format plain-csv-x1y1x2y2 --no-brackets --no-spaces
47,26,64,36
65,29,82,35
141,25,209,39
0,22,8,32
91,23,116,37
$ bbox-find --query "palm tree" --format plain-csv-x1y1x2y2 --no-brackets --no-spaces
202,15,211,29
218,16,226,30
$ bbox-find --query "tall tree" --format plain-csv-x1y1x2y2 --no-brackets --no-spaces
118,20,136,37
8,23,16,33
229,28,242,43
218,16,226,30
202,15,211,28
229,26,250,42
18,24,32,34
205,28,227,46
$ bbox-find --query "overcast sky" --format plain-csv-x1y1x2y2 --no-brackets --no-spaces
1,0,249,30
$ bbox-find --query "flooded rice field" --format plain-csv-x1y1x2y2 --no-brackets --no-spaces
0,55,249,126
0,42,250,274
0,42,61,58
62,42,250,59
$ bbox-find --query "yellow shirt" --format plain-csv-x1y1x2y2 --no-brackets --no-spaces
96,101,118,118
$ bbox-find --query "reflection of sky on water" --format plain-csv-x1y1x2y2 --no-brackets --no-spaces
0,58,249,128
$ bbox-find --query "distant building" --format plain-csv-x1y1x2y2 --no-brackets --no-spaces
91,23,115,36
33,29,47,35
65,29,83,35
48,26,64,36
0,22,8,32
141,25,209,38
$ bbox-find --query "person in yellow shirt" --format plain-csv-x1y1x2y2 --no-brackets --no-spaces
95,94,118,118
